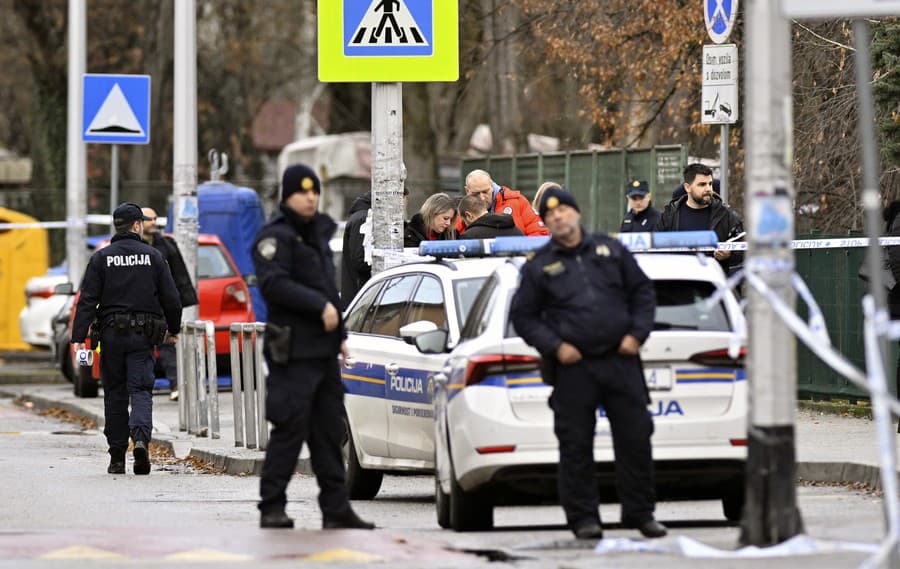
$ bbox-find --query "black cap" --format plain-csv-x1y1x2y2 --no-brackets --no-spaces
626,180,650,197
113,202,152,225
282,164,321,202
538,186,580,219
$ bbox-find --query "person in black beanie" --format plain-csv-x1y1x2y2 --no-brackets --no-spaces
252,163,375,530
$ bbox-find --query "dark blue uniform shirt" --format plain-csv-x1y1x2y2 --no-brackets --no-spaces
510,229,656,358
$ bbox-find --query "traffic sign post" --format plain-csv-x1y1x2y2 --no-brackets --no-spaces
704,0,738,44
318,0,460,273
702,43,738,203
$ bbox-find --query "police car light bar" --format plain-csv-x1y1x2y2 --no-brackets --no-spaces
417,230,720,259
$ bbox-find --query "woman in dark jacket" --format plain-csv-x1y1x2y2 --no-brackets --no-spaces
404,193,458,247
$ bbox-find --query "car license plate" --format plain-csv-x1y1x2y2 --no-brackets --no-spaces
644,367,672,390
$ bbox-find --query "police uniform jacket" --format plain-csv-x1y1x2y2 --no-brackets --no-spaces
619,205,661,233
510,229,655,359
253,205,344,359
72,232,182,343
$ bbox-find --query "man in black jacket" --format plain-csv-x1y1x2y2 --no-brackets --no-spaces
458,194,524,239
340,192,371,309
510,187,665,541
72,203,182,475
252,164,374,531
656,164,744,275
142,207,198,400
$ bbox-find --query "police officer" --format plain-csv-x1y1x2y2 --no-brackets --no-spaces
71,203,182,475
619,180,661,233
510,187,666,540
142,207,198,401
253,164,374,530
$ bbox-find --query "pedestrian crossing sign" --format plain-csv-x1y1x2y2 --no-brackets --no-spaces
318,0,458,82
82,74,151,144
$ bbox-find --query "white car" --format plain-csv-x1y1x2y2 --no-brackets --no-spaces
420,253,748,531
19,273,70,347
341,255,510,499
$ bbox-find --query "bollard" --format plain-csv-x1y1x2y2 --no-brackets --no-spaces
176,329,186,430
240,323,258,449
254,322,268,450
178,321,220,438
192,322,209,436
229,323,245,447
205,320,219,440
183,325,198,433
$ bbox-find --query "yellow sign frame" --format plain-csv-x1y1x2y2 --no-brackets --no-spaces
318,0,459,82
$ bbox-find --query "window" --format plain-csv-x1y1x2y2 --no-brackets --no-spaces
406,276,447,330
344,282,383,333
453,277,489,330
652,280,731,331
198,244,235,279
460,275,498,340
367,275,420,337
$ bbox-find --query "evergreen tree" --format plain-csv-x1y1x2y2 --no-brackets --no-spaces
873,20,900,169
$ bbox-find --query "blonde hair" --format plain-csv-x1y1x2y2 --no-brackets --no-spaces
533,181,562,212
420,193,458,238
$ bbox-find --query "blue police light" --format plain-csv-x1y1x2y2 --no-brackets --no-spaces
489,236,550,255
650,230,719,249
418,239,485,257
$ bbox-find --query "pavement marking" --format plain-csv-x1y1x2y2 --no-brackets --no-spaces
164,548,253,561
305,548,384,562
38,545,125,560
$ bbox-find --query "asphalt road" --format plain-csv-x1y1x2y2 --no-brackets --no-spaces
0,393,888,568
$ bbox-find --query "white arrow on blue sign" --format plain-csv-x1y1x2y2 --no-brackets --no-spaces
82,74,151,145
704,0,738,45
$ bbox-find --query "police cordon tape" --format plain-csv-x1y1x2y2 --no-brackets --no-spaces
0,214,168,230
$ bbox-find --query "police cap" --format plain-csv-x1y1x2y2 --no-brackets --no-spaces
113,202,152,225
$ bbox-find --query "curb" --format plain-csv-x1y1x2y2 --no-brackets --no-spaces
798,399,874,420
797,461,887,490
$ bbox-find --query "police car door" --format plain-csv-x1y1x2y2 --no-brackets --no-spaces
386,274,449,465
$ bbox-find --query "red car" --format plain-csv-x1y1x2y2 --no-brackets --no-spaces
67,233,254,397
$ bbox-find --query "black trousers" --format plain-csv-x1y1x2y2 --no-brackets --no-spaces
258,357,350,517
550,354,656,528
155,343,178,390
99,328,155,448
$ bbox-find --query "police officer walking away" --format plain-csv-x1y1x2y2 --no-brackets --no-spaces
253,164,375,530
71,203,182,475
142,207,198,401
510,187,666,540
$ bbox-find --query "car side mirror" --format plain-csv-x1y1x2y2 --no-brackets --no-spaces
53,282,75,295
413,329,449,355
243,274,258,287
399,320,439,345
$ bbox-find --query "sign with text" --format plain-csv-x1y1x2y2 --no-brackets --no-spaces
702,44,739,125
782,0,900,18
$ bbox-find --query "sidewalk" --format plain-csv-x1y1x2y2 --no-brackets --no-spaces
1,382,898,487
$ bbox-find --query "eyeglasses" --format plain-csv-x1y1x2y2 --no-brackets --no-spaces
146,217,157,221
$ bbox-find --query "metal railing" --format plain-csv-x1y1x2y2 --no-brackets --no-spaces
177,320,219,439
229,322,268,450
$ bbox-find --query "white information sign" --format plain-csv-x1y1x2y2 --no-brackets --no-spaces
702,44,739,125
782,0,900,18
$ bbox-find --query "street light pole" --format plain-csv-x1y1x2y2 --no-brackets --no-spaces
370,82,406,274
66,0,87,286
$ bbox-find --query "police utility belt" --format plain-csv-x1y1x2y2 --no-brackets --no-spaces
102,313,168,345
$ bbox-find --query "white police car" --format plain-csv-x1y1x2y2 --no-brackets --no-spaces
416,245,747,531
341,251,511,499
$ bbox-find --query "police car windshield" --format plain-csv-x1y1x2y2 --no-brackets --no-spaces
652,280,731,332
454,277,488,327
197,244,236,280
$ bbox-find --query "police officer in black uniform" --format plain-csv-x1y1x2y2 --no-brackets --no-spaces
510,187,667,540
72,203,182,475
253,164,375,530
619,180,661,233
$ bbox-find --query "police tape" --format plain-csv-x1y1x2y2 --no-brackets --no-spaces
714,236,900,251
0,214,112,230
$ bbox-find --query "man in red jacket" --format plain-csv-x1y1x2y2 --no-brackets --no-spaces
458,169,549,236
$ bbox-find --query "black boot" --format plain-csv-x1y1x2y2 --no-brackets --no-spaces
133,441,151,475
260,511,294,529
322,509,376,530
108,447,126,474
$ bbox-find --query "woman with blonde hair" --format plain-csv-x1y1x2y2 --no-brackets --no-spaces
533,181,563,213
404,192,458,247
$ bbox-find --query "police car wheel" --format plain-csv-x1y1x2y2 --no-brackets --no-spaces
342,426,383,500
449,461,493,532
74,365,98,398
722,491,744,522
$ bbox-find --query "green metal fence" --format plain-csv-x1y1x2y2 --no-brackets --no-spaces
461,145,688,233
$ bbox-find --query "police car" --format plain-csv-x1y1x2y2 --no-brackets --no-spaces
413,236,748,531
341,252,511,499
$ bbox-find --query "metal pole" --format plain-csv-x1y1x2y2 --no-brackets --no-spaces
177,332,186,430
370,82,405,273
173,0,199,325
66,0,88,287
205,321,219,440
183,325,198,434
740,0,804,545
229,324,245,447
854,20,900,569
254,323,268,450
193,322,209,436
241,324,257,449
110,144,119,215
720,124,729,203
